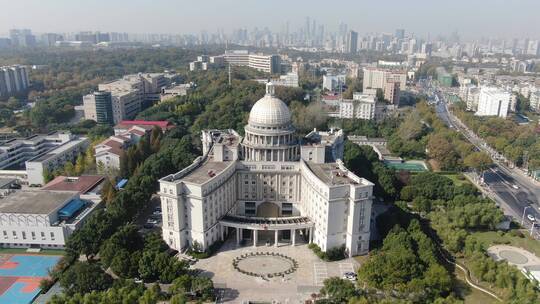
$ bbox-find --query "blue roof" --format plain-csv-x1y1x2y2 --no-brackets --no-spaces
116,179,128,189
58,199,85,219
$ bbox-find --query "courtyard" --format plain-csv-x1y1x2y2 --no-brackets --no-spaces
194,237,359,303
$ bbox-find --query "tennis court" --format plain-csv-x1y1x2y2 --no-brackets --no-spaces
385,160,428,172
0,254,60,304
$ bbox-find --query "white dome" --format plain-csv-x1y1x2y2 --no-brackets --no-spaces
248,83,291,127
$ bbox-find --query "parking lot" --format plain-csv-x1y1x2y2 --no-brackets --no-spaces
136,194,162,233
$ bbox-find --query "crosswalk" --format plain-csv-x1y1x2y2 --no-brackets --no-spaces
313,262,327,286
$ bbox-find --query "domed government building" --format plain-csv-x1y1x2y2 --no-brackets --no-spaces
159,83,374,257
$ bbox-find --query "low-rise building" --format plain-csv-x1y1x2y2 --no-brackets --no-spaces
42,175,105,194
339,92,377,120
160,83,191,102
0,190,100,249
222,50,281,74
25,136,89,186
95,128,145,174
0,132,88,185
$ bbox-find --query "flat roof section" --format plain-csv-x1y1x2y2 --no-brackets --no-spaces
305,162,356,186
182,161,231,185
0,190,76,214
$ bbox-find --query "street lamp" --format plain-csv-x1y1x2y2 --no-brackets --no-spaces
521,205,532,226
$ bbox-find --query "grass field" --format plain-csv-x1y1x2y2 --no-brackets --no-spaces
0,248,65,256
471,230,540,258
440,173,471,186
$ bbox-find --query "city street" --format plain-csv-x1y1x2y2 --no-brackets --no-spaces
429,88,540,237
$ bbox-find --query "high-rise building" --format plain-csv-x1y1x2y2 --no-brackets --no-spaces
83,91,114,125
9,29,36,47
0,65,30,97
395,29,405,40
475,86,511,118
363,67,407,92
383,79,401,105
526,40,540,56
346,31,358,54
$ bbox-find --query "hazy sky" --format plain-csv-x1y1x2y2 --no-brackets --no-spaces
1,0,538,39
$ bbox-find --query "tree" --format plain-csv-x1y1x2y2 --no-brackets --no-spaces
464,151,493,179
59,261,113,295
320,277,357,302
191,276,214,300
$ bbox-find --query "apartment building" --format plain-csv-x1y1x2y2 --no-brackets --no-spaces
339,92,377,120
362,67,407,92
475,86,511,118
0,65,30,97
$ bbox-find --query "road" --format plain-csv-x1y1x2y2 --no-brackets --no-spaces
431,91,540,236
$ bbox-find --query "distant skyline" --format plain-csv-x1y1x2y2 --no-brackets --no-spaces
1,0,539,40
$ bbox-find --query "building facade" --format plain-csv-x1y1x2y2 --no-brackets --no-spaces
83,91,114,125
0,65,30,97
475,86,511,118
0,190,100,249
222,50,281,74
159,83,374,257
339,92,377,120
25,136,89,186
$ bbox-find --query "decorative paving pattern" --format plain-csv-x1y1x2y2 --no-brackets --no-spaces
233,252,298,279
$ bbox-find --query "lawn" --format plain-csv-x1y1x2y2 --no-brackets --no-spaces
0,248,65,256
439,173,471,186
471,230,540,258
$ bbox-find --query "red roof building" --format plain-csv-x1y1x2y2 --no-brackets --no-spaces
42,175,105,194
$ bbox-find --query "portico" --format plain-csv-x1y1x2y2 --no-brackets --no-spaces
220,215,314,247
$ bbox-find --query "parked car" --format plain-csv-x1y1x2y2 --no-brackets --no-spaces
146,218,158,225
527,214,536,222
512,184,519,190
143,223,155,229
343,271,357,281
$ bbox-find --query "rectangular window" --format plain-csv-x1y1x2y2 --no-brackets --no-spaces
22,232,26,240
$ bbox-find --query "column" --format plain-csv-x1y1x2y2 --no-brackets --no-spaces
253,229,258,247
236,228,240,245
274,230,279,247
309,227,313,243
291,229,296,246
220,225,224,242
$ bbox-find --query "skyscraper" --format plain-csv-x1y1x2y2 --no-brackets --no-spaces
395,29,405,40
347,31,358,54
